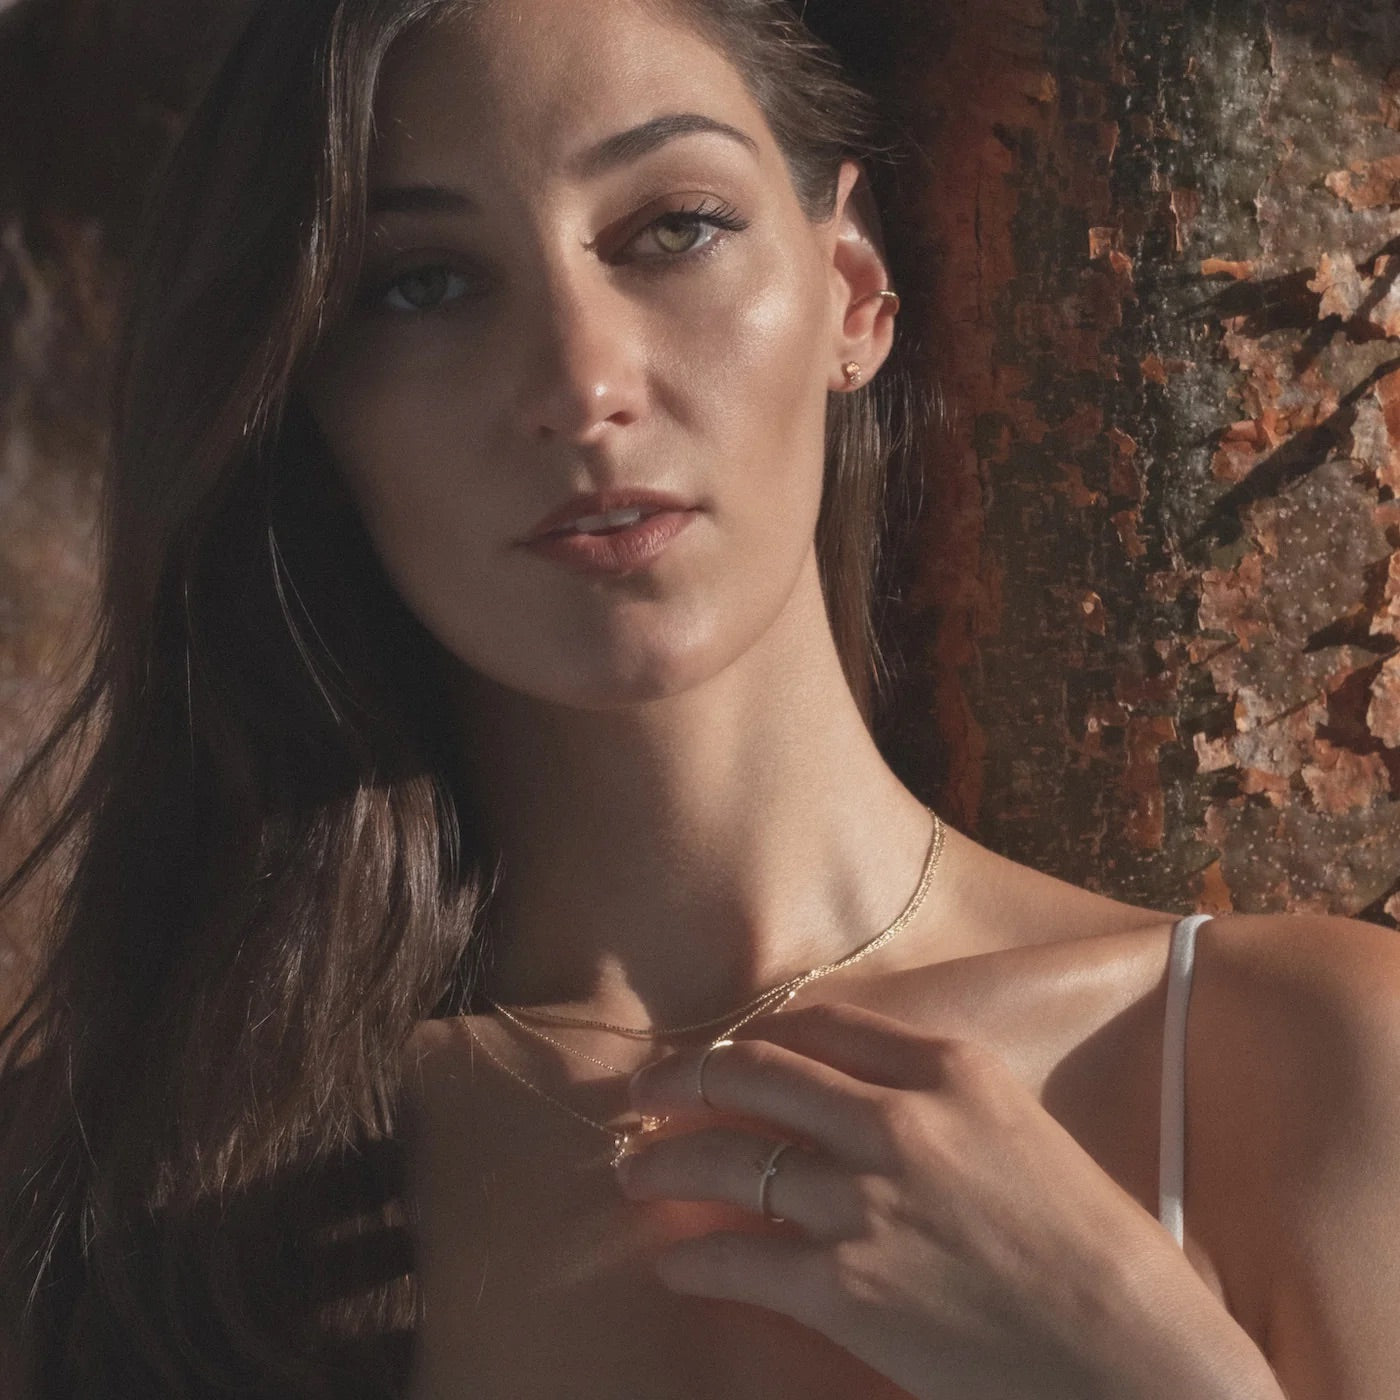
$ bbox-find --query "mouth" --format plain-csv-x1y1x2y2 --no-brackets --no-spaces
519,494,701,578
521,488,698,545
543,504,669,538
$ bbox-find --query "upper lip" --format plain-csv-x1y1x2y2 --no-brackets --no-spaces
519,488,698,543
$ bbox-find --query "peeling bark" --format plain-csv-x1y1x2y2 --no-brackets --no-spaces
900,0,1400,924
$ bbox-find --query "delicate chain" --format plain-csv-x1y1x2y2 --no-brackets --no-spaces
491,999,638,1076
490,975,806,1077
495,975,809,1039
712,811,944,1042
464,809,946,1164
460,1017,640,1167
485,978,807,1150
493,810,944,1040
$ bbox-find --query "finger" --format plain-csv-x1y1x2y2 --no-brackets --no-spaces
741,1000,990,1093
628,1037,889,1169
618,1128,860,1241
652,1228,829,1330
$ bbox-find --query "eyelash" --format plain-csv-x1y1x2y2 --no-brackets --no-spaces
363,198,751,316
631,198,750,264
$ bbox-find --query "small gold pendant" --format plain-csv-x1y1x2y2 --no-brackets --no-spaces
612,1114,670,1167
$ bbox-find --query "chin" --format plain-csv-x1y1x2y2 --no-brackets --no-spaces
423,538,816,716
492,641,730,713
451,608,769,715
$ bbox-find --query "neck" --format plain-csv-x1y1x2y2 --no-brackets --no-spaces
453,562,950,1031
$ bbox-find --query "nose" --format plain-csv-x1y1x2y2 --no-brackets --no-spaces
515,264,647,444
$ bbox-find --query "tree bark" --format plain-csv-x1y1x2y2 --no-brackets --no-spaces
890,0,1400,924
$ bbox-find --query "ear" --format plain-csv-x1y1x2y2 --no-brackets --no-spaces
823,160,897,394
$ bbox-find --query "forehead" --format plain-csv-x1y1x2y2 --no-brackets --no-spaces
370,0,776,188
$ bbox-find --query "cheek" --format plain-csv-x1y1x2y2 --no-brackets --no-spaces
720,299,832,579
656,248,833,535
303,344,503,600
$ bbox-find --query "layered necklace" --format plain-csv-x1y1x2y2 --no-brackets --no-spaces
460,811,946,1166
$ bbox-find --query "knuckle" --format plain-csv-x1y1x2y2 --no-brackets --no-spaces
848,1171,900,1231
847,1089,898,1162
939,1034,987,1072
925,1033,995,1088
868,1091,925,1156
813,1000,873,1028
829,1238,885,1309
725,1037,782,1074
780,999,859,1027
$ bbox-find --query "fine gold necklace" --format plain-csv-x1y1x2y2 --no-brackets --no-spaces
462,980,795,1167
494,975,812,1040
494,810,946,1040
461,810,946,1166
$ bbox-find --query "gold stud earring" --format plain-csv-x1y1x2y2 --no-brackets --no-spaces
842,362,864,388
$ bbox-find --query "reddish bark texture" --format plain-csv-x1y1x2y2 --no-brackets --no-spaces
901,0,1400,924
2,0,1399,1019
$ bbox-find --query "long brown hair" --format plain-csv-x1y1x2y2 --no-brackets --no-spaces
0,1,930,1393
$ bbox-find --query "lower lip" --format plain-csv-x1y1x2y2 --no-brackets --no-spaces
521,510,699,576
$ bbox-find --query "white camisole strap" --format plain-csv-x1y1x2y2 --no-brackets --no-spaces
1158,913,1212,1247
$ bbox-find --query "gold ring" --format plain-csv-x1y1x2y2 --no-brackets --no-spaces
696,1038,732,1109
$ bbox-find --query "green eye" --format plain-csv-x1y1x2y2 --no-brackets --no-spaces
629,202,750,261
651,215,706,255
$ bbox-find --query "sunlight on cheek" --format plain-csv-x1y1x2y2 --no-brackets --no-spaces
735,268,831,427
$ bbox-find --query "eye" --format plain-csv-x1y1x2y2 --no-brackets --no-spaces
374,264,482,314
625,200,750,262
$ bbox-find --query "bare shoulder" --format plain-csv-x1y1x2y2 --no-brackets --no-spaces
1189,912,1400,1133
933,827,1178,956
1186,912,1400,1397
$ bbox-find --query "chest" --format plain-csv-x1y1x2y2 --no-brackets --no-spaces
406,939,1227,1399
411,1085,944,1400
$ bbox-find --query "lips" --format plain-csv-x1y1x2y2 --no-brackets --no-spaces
522,509,698,577
520,488,698,545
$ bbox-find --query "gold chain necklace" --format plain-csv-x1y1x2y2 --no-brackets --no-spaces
461,811,945,1166
462,979,802,1167
494,973,810,1040
494,811,945,1040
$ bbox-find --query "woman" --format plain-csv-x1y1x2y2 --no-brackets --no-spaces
2,0,1396,1395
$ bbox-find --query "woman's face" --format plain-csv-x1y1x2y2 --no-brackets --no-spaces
305,0,871,711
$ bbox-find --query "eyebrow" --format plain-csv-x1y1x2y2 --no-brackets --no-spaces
368,112,759,216
571,112,759,178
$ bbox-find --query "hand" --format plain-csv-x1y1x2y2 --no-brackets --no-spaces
617,1001,1219,1400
